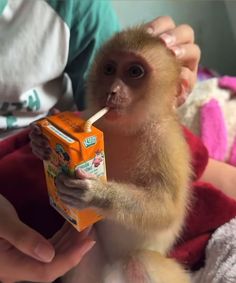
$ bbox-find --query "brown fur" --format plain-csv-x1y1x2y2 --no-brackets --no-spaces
61,26,192,283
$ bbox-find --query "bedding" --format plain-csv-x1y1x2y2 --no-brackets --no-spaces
1,124,236,273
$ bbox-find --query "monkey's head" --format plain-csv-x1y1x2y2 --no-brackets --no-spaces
87,26,181,135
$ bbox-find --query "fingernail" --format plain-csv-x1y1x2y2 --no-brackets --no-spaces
146,27,154,35
159,33,175,46
34,242,55,262
169,46,185,57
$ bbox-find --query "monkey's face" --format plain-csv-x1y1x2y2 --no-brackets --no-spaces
88,51,158,131
87,40,180,135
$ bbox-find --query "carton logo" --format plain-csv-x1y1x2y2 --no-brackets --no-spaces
84,136,97,148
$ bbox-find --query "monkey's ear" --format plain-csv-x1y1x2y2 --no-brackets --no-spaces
175,79,189,107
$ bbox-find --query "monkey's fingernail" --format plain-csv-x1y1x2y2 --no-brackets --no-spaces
169,46,185,58
159,33,175,46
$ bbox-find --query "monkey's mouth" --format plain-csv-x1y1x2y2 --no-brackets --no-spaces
105,100,124,111
104,104,126,120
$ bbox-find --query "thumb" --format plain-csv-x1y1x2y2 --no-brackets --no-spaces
0,218,55,263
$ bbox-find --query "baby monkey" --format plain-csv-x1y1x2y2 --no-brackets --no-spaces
54,26,191,283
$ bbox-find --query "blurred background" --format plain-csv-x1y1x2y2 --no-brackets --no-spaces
111,0,236,76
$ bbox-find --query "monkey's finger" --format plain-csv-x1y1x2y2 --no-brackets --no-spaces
31,143,51,160
29,136,50,153
57,186,85,200
58,193,86,210
56,176,87,196
48,107,60,115
29,123,42,134
145,16,176,36
29,129,50,148
30,138,51,153
76,168,96,180
57,173,91,190
159,24,195,47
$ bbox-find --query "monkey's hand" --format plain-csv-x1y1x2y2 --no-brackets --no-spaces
56,169,107,211
29,124,51,160
56,169,184,232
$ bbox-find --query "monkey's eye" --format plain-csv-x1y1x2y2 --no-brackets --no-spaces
128,64,145,79
103,63,116,76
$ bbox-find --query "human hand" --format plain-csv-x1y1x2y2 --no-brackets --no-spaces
0,194,95,283
145,16,201,106
200,158,236,201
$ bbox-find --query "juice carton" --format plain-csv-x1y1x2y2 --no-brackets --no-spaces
37,110,108,231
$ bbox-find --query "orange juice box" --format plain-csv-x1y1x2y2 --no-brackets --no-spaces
36,111,107,231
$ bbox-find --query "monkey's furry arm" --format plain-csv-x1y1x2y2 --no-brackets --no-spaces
56,173,187,231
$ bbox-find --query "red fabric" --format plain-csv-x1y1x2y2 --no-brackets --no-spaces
1,127,236,270
183,127,209,180
0,129,64,238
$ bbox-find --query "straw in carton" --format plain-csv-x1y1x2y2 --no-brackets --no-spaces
84,107,109,132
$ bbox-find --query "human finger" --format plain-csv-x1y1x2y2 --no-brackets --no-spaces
145,15,176,36
0,236,94,283
51,222,93,253
0,218,55,263
169,43,201,73
50,221,91,249
40,238,95,282
159,24,194,47
180,66,197,93
175,67,197,107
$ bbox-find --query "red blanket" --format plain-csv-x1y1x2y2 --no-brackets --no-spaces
1,128,236,270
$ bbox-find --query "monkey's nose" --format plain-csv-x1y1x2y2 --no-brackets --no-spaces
107,90,116,96
106,90,117,102
106,91,117,107
110,84,121,94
